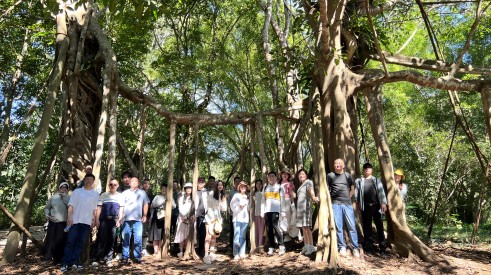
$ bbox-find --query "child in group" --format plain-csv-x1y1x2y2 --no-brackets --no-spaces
173,182,193,258
254,179,265,248
295,169,319,255
149,184,176,258
230,181,249,260
203,180,227,264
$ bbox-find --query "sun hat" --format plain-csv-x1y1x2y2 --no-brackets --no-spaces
394,169,405,181
59,182,69,189
236,181,249,191
280,167,292,176
183,182,193,189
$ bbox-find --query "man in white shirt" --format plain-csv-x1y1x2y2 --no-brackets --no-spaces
60,174,100,273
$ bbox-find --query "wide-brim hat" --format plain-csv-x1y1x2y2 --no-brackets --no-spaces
394,169,405,181
280,167,292,176
59,182,69,189
236,181,249,191
183,182,193,189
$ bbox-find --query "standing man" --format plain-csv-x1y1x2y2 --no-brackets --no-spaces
195,177,208,258
76,165,102,193
117,171,132,193
60,174,100,273
91,179,125,265
207,176,216,194
327,159,360,257
262,171,286,256
141,178,154,255
227,176,241,250
121,177,149,264
170,181,180,237
355,163,387,254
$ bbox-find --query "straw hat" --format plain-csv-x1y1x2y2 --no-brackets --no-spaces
236,181,249,191
280,167,292,176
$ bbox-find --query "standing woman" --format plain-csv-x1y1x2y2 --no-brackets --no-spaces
394,169,407,206
203,180,227,264
230,181,249,260
173,182,193,258
280,168,299,241
253,179,265,248
295,169,319,255
44,182,70,264
149,184,176,258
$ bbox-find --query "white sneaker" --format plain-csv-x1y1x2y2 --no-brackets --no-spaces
353,248,360,258
115,253,122,260
278,245,286,255
233,255,240,261
209,253,217,261
300,245,308,255
91,261,99,266
203,255,211,264
339,247,347,256
209,246,217,253
177,252,183,258
268,247,274,256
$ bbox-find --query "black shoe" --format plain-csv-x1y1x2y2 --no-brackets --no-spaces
133,258,142,264
121,259,129,265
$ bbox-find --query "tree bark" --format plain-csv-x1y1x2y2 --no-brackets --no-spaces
161,122,176,257
0,9,68,264
248,122,257,254
363,85,445,263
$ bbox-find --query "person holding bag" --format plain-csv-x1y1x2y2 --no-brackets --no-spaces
149,184,176,258
202,180,227,264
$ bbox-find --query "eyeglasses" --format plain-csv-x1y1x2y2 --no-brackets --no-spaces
109,183,117,187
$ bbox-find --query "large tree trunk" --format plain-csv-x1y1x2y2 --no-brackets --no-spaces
162,122,176,257
248,123,257,254
61,10,103,185
363,85,444,263
0,9,68,265
311,87,337,268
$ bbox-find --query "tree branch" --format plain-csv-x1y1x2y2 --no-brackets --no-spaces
360,69,484,92
369,51,491,75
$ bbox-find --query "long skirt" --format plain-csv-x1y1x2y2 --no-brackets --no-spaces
148,211,165,242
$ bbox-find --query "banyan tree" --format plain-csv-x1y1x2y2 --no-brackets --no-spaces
2,0,491,271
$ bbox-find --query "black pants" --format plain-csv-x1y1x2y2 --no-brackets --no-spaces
229,215,234,248
265,212,283,249
92,218,117,261
44,221,67,263
170,214,178,236
361,204,385,250
196,216,206,257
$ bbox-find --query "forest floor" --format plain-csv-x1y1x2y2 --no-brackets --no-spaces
1,226,490,274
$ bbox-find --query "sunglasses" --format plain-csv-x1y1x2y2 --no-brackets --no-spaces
109,183,118,187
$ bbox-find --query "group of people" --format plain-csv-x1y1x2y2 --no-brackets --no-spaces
43,161,408,272
44,169,174,273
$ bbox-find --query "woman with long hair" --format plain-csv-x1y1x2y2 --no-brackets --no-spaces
173,183,193,258
203,180,227,264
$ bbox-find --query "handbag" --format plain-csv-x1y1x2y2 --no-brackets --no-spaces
157,206,166,220
213,221,223,235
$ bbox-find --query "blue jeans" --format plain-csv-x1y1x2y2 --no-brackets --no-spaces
122,220,143,260
332,204,359,249
62,223,91,266
233,221,248,257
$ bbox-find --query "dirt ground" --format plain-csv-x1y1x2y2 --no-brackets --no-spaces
1,226,490,275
